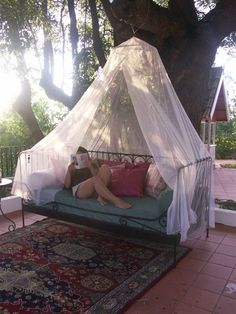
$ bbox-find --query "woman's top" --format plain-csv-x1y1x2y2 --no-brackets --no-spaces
70,167,93,188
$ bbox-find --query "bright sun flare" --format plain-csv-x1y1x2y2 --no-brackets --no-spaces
0,72,20,117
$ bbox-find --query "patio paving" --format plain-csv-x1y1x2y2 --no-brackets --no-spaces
0,211,235,314
214,164,236,201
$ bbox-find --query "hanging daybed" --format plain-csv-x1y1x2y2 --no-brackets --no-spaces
12,37,214,247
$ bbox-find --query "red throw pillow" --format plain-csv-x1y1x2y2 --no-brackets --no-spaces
110,166,149,197
125,161,150,171
99,159,124,167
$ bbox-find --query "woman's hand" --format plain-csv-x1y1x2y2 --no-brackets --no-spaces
68,163,76,173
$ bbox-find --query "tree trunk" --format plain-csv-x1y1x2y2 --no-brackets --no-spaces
88,0,106,67
101,0,236,132
12,79,44,144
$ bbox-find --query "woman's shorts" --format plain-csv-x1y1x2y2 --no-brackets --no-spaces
72,183,81,197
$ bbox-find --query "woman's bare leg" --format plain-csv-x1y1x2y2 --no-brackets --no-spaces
96,165,111,205
76,165,110,201
76,179,95,199
93,176,131,209
97,164,111,186
76,176,131,209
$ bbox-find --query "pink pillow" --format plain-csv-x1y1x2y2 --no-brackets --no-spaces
125,161,150,171
99,159,124,167
99,159,150,170
110,163,125,170
109,166,149,197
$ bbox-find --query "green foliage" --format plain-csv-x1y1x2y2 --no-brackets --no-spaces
216,108,236,159
0,98,68,147
0,110,33,146
73,0,114,95
221,163,236,169
32,98,68,135
0,0,43,53
0,0,235,147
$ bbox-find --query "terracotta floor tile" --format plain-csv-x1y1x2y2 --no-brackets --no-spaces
163,268,198,286
181,238,197,248
201,262,232,280
0,227,8,234
176,257,206,273
5,210,22,219
215,193,228,198
193,273,227,294
224,234,236,240
216,244,236,257
218,178,233,184
145,280,188,301
125,296,176,314
182,286,219,311
215,224,236,234
202,234,225,244
23,213,46,221
209,228,227,237
209,252,236,268
22,220,35,227
230,269,236,281
222,184,236,191
173,302,212,314
0,219,22,230
221,237,236,247
188,248,213,261
193,239,219,252
214,295,236,314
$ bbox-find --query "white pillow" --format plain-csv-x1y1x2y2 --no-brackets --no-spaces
27,168,59,190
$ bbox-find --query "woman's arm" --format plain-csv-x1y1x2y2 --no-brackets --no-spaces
64,163,75,189
87,159,99,177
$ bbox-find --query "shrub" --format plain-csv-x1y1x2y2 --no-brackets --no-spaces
216,107,236,159
216,135,236,159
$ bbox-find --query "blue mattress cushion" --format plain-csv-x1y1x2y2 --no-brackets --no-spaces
53,188,173,233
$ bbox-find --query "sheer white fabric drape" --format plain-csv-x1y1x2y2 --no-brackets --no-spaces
12,37,214,241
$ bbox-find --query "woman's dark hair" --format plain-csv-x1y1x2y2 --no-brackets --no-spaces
76,146,88,154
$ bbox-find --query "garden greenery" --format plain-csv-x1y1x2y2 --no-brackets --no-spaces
216,103,236,159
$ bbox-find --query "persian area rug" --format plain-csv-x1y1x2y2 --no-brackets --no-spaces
0,219,189,313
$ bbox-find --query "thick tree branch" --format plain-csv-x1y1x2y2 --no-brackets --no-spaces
169,0,198,27
100,0,190,43
40,0,76,109
40,71,74,108
200,0,236,45
100,0,133,45
88,0,106,67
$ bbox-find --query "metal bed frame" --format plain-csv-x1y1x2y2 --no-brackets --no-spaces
21,150,212,264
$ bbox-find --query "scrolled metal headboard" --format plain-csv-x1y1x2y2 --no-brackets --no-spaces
88,150,154,164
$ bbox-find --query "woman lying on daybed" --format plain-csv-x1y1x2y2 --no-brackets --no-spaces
64,146,131,209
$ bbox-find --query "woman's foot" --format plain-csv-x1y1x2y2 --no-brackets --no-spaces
97,195,108,206
114,198,132,209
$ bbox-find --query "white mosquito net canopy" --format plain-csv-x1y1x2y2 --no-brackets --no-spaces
12,37,214,241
